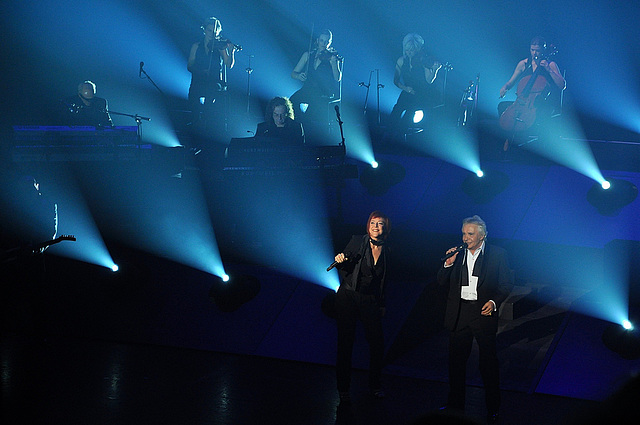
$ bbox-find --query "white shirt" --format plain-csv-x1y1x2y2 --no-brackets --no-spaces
461,241,485,301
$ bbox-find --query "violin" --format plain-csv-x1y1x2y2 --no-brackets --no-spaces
316,47,343,62
212,37,242,51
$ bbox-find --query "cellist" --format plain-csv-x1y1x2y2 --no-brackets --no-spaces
498,36,566,125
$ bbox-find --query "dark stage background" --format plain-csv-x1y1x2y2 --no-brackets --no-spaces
2,0,640,410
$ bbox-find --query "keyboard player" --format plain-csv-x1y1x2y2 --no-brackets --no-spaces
255,96,305,145
60,80,113,127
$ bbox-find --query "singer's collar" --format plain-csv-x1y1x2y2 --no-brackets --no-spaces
468,240,485,257
370,237,384,246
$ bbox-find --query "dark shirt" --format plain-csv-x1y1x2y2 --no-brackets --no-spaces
189,40,225,102
255,118,305,145
356,245,385,296
399,53,438,103
305,50,339,99
61,95,112,127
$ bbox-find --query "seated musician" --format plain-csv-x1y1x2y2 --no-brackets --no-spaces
498,36,566,123
255,96,305,145
61,80,113,127
388,33,442,134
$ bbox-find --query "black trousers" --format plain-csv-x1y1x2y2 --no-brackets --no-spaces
335,288,384,392
447,301,500,413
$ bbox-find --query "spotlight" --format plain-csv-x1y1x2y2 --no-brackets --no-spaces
622,320,634,331
603,321,640,359
359,160,406,196
587,178,638,216
601,180,611,190
209,273,260,312
371,161,379,169
462,169,509,204
222,274,230,282
111,264,119,272
413,110,424,124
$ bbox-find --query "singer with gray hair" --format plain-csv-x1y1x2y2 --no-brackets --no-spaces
436,215,512,424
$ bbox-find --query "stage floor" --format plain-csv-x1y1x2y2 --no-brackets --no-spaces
1,334,600,425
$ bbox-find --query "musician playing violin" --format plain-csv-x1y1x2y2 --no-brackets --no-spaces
290,29,342,125
388,33,442,134
187,16,238,107
498,36,565,122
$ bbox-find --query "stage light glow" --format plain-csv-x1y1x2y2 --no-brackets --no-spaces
111,264,119,272
402,125,480,174
371,161,379,169
462,169,510,204
222,274,230,282
622,320,634,331
601,180,611,190
359,160,407,196
413,110,424,124
223,174,339,291
587,178,638,216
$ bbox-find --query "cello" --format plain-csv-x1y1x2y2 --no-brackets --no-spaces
499,46,558,132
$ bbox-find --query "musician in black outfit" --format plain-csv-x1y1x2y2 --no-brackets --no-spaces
61,80,112,127
498,36,565,119
0,173,58,337
187,16,237,106
332,211,390,403
187,16,238,140
389,33,442,133
255,96,305,144
290,29,342,127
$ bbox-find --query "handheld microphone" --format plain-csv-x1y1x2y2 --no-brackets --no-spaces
139,62,144,78
334,105,341,118
327,251,352,271
440,243,468,261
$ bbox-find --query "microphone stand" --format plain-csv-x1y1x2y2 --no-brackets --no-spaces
108,110,151,139
375,68,384,126
334,107,346,151
359,70,373,117
245,54,254,114
139,63,165,96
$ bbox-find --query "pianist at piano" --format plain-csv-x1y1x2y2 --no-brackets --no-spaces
255,96,305,145
60,80,113,127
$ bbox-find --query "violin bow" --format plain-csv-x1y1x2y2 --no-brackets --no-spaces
304,23,315,76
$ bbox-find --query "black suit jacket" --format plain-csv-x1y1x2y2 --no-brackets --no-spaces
336,235,388,306
437,243,511,331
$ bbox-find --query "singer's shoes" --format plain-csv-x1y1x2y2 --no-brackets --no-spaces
338,391,351,404
370,388,385,399
486,412,500,424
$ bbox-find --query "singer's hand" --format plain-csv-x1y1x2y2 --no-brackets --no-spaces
298,72,307,82
481,301,494,316
334,253,347,263
444,247,459,266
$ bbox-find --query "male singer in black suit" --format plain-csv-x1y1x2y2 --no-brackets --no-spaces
437,215,511,424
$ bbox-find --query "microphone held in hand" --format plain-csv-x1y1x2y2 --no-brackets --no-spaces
326,260,341,272
327,251,353,271
440,243,468,261
139,61,144,78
